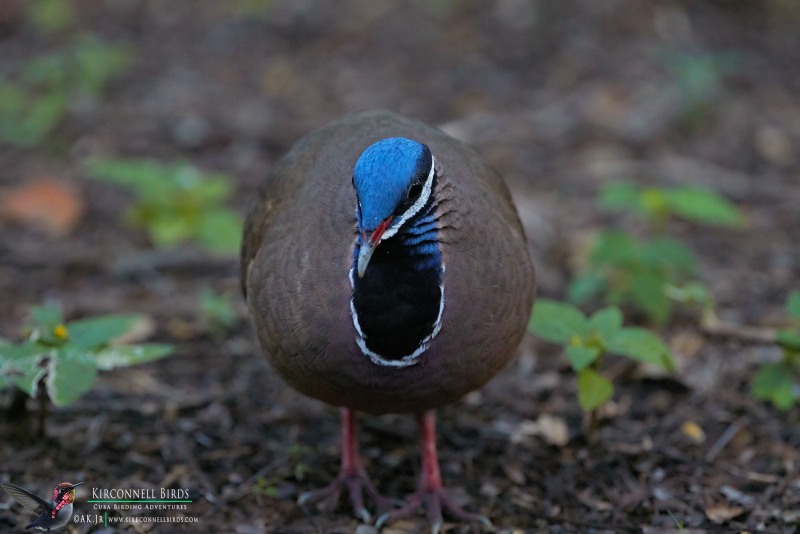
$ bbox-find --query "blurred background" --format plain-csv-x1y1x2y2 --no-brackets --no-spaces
0,0,799,532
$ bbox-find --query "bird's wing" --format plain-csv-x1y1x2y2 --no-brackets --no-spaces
1,482,48,513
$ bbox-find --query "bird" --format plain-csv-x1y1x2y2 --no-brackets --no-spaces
241,110,535,530
1,481,83,531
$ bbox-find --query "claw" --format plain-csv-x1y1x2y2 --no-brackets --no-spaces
357,507,371,524
297,491,313,506
297,470,390,521
375,487,490,531
298,408,394,522
375,410,494,532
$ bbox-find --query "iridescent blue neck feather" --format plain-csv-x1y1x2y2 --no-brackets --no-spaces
349,138,444,367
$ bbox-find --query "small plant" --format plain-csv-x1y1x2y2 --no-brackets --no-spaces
253,476,280,498
529,299,675,412
199,288,239,337
26,0,76,35
660,50,739,129
85,158,243,255
570,183,745,326
752,291,800,410
232,0,277,17
664,281,718,328
0,306,173,409
568,231,697,325
0,34,133,147
599,182,744,231
668,510,687,533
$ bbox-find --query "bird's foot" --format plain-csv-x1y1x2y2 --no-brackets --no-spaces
375,487,492,533
297,469,397,523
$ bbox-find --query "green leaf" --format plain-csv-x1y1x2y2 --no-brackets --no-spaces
776,329,800,352
30,306,69,345
607,327,675,370
529,299,588,343
195,209,244,255
14,365,47,398
567,273,606,304
26,0,76,34
148,213,195,246
640,188,670,220
786,291,800,322
86,157,240,252
628,269,672,326
566,345,600,371
577,368,614,411
67,314,145,350
31,306,63,329
598,183,641,212
199,289,238,328
18,89,67,146
1,340,46,362
46,347,98,406
186,175,232,204
0,83,29,144
664,186,744,228
21,53,69,86
71,35,133,95
590,231,639,266
588,307,623,343
662,51,739,105
0,342,48,394
752,362,796,411
94,343,173,370
665,281,713,306
2,60,69,148
642,238,696,275
86,158,166,189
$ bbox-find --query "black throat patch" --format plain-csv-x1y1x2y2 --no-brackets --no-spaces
350,203,444,366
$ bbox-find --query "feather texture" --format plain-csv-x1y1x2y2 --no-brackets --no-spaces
1,483,48,513
242,110,535,415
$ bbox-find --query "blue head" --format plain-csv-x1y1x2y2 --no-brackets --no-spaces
352,138,435,276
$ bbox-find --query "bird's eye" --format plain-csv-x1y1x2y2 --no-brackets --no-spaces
407,180,424,201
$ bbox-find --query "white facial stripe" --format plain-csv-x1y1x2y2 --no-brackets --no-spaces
379,156,436,242
348,264,446,368
348,268,366,339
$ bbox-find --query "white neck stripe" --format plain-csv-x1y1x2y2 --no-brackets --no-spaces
378,156,436,242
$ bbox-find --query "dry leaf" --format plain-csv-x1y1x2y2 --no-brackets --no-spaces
681,421,706,443
1,179,84,236
705,503,744,524
509,414,569,446
113,315,156,345
535,414,570,446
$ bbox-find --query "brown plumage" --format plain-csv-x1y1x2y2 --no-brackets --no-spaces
241,110,535,528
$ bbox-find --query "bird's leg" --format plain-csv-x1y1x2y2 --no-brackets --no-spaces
376,410,492,533
298,407,390,522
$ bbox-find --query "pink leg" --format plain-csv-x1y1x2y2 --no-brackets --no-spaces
297,408,390,522
376,410,492,533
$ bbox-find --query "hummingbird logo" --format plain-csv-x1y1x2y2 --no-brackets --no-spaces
1,481,84,532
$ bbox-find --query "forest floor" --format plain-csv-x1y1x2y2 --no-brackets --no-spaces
0,1,799,532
